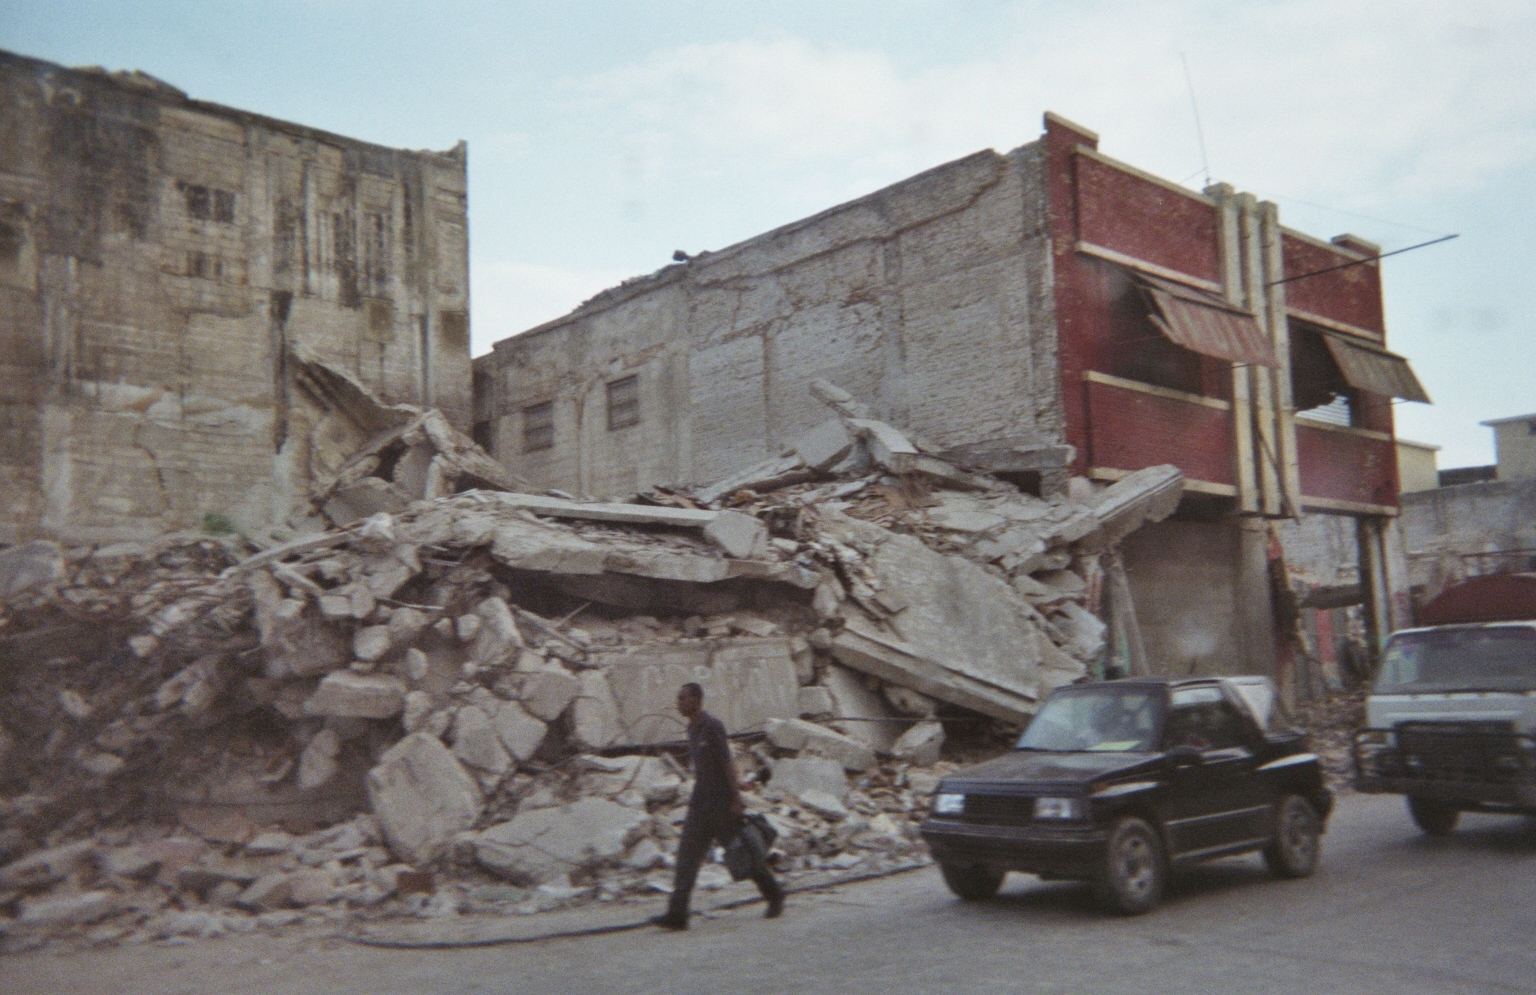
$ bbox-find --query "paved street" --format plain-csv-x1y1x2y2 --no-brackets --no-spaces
6,792,1535,995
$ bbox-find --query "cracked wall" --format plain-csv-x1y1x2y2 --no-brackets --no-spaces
0,51,472,544
475,142,1062,498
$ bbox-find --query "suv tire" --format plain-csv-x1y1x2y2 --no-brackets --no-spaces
1407,796,1459,836
939,861,1005,901
1094,817,1166,915
1263,794,1321,878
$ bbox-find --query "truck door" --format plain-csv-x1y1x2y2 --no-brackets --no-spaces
1161,687,1268,857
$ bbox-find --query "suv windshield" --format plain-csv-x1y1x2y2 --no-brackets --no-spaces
1018,687,1160,752
1375,626,1536,694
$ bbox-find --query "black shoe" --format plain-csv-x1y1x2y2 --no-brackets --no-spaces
764,886,785,919
650,912,688,930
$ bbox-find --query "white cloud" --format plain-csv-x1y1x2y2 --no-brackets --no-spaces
576,1,1536,224
470,261,632,356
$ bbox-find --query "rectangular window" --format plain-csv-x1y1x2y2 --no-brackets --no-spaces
606,375,640,430
181,183,236,223
523,402,554,452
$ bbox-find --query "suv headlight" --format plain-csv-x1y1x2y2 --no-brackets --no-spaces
933,793,965,815
1034,797,1085,820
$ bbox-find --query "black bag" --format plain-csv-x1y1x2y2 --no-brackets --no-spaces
722,814,778,881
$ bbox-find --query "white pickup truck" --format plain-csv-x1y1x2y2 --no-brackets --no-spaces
1353,574,1536,835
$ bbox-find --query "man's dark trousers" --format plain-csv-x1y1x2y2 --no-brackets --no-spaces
665,805,780,919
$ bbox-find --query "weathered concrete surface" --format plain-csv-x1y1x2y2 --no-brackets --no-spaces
0,51,472,545
472,798,647,884
490,494,769,559
596,638,800,746
365,734,482,866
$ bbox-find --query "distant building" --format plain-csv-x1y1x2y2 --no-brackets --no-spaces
1482,412,1536,481
476,113,1430,686
0,50,471,544
1396,439,1440,493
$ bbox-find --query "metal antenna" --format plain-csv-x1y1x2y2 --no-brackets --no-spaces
1181,53,1211,188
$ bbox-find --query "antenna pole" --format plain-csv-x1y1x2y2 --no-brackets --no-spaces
1181,53,1211,188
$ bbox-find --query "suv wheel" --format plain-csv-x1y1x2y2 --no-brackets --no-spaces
1407,796,1459,836
1094,817,1166,915
1263,795,1321,878
939,862,1005,901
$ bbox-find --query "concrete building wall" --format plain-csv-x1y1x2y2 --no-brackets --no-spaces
1120,518,1245,676
1400,478,1536,598
478,143,1062,497
1486,415,1536,481
1396,439,1440,493
0,51,471,544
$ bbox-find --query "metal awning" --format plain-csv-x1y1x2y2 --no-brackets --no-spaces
1321,333,1431,403
1134,274,1278,368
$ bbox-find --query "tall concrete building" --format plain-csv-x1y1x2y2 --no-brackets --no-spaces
0,50,471,544
476,113,1429,681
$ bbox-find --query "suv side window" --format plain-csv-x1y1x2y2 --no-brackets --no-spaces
1164,687,1246,752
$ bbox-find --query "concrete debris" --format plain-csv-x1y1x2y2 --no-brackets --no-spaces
0,379,1185,948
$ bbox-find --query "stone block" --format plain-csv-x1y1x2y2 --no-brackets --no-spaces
882,683,936,717
596,639,799,747
792,419,855,472
297,727,342,790
254,592,349,679
797,789,848,820
473,799,647,884
823,664,903,754
401,690,433,733
366,733,483,866
770,756,848,801
490,700,547,763
891,720,945,767
570,671,621,750
353,625,392,662
702,509,769,559
19,890,117,926
797,685,834,718
581,755,682,806
288,868,337,906
763,718,875,772
236,873,294,911
514,666,580,722
452,706,513,775
323,478,411,527
305,672,407,719
471,597,522,668
1054,601,1108,661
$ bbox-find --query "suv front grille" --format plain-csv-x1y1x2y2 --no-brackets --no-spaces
961,793,1034,825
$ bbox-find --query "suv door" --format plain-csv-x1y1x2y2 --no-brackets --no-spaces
1160,686,1268,857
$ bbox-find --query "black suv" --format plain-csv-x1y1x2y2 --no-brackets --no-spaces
920,677,1332,914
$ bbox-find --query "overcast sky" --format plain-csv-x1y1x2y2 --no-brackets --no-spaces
4,1,1532,467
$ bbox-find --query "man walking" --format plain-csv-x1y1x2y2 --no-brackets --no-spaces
652,682,784,929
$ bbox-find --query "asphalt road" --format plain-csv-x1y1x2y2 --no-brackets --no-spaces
6,792,1535,995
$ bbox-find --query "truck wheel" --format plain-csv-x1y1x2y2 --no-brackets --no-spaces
1407,796,1459,836
1094,817,1166,915
939,862,1004,901
1263,795,1321,878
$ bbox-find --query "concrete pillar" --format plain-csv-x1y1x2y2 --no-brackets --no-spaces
1238,194,1281,517
1236,517,1279,678
1207,183,1259,515
1259,201,1301,515
1357,516,1394,661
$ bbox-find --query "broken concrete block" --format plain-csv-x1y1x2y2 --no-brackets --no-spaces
401,690,433,733
490,699,547,763
97,845,160,881
938,440,1076,476
623,838,664,870
1038,633,1089,692
237,873,294,911
77,751,125,777
19,890,118,926
809,378,872,420
764,718,875,772
473,799,647,885
770,757,848,801
790,636,816,685
881,682,936,717
571,671,621,750
793,419,856,472
298,728,342,790
596,639,800,746
702,509,769,559
455,613,482,642
797,788,849,820
797,686,834,718
353,625,392,663
288,868,337,906
694,455,815,506
323,477,412,527
471,597,522,669
452,706,513,775
0,540,64,598
1086,464,1184,547
514,667,580,722
582,755,683,807
1054,601,1108,662
891,720,945,767
305,672,407,719
0,840,97,890
366,733,483,866
388,607,431,646
253,583,350,679
403,648,430,683
848,418,917,467
823,664,903,755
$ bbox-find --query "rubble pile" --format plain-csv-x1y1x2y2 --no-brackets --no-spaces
0,381,1182,951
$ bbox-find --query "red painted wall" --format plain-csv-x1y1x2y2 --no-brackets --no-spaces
1281,235,1385,337
1296,423,1398,508
1084,379,1235,487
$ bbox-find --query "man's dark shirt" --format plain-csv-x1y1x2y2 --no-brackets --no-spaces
686,711,733,810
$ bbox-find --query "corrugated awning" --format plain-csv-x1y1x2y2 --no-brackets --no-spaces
1321,333,1431,403
1134,274,1278,368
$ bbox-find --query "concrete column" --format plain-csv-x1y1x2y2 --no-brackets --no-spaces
1260,201,1301,516
1236,517,1279,678
1238,194,1281,517
1207,183,1259,515
1357,516,1394,661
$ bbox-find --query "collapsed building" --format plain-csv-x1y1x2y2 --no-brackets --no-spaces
0,49,473,546
0,368,1180,946
475,113,1431,698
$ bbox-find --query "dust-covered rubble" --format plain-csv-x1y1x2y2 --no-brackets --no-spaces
0,382,1182,953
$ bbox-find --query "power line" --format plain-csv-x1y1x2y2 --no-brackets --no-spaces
1265,233,1459,288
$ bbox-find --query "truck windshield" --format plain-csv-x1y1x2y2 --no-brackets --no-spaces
1017,687,1160,752
1375,626,1536,694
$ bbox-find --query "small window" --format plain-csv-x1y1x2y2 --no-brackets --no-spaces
523,402,554,453
1164,688,1245,751
606,375,640,430
181,183,236,223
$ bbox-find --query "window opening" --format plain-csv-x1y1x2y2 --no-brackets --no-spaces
606,376,640,430
523,402,554,452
